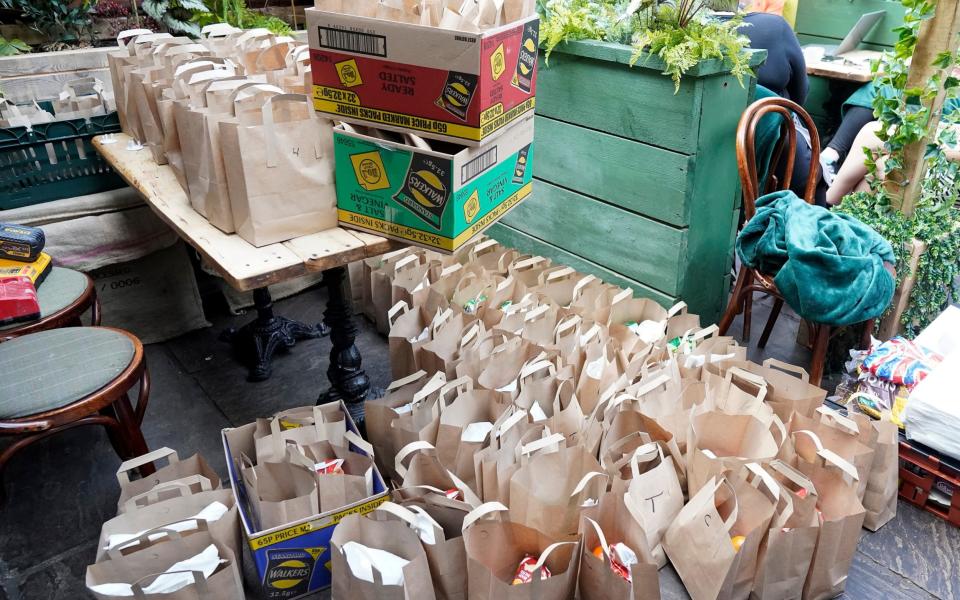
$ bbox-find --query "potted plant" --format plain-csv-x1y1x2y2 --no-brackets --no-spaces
488,0,765,322
834,0,960,338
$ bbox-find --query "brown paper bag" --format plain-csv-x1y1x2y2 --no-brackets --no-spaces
509,444,607,540
393,441,483,512
662,477,740,600
789,432,865,600
86,519,244,600
687,411,783,497
620,442,684,568
366,371,446,481
716,464,778,600
846,399,898,530
785,408,875,501
220,93,337,246
331,511,437,600
420,311,484,378
508,255,553,288
97,486,240,564
115,448,221,513
388,301,443,379
241,457,318,531
434,378,511,487
371,249,422,332
463,504,580,600
472,411,550,504
751,460,819,600
290,431,375,513
579,493,660,600
377,501,468,600
253,403,347,464
703,359,827,423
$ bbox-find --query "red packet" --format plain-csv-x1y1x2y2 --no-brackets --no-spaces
0,276,39,325
511,554,550,585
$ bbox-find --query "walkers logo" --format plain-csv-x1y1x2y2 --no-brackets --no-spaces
464,189,480,223
511,22,538,93
263,548,324,598
393,153,450,230
490,43,506,80
436,72,478,120
335,59,363,88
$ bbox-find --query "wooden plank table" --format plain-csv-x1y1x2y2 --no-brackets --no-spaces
804,49,882,83
94,133,399,410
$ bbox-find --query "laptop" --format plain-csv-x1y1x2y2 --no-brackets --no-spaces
823,10,886,58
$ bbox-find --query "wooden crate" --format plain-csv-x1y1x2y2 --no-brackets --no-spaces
489,40,764,322
899,439,960,527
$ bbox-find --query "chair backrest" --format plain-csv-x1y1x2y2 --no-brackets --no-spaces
736,96,821,220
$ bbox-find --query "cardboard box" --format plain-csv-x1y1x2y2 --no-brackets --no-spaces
334,115,534,253
222,401,389,599
306,8,538,145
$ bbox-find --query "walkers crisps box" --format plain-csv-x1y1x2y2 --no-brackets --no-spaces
306,8,538,146
334,115,534,253
222,400,388,598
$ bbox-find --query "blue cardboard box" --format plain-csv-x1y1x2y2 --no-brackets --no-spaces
222,400,389,598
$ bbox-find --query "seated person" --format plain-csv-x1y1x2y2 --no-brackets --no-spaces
711,0,821,202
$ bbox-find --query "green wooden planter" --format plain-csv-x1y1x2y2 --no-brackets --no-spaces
488,40,766,323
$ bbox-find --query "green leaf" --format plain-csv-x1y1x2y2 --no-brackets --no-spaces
932,50,953,68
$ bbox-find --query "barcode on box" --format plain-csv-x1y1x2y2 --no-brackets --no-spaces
462,147,498,184
318,26,387,57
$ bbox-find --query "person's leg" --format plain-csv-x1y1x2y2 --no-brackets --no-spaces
821,106,875,185
827,121,883,205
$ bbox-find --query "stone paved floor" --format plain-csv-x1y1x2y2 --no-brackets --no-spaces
0,284,957,599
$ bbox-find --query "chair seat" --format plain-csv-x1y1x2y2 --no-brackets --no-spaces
0,268,88,331
0,328,135,419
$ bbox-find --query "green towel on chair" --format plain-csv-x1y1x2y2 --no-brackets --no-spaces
737,190,896,326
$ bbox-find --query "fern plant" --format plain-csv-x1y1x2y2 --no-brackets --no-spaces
195,0,294,35
142,0,209,35
538,0,752,91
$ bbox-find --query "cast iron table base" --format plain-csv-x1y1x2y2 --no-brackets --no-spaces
221,287,327,382
317,266,371,425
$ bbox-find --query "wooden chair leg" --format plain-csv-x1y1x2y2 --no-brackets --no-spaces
809,323,831,387
112,394,154,477
91,292,102,326
758,298,784,349
860,318,875,350
718,268,749,335
742,290,754,342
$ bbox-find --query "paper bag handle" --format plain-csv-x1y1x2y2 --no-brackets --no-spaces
123,474,213,512
528,542,578,583
108,519,208,559
386,369,428,392
394,441,435,479
666,301,688,317
387,300,410,328
518,433,565,457
633,373,672,399
767,459,817,496
461,501,508,532
117,447,178,484
791,430,860,482
629,442,666,480
692,324,719,341
376,501,443,536
761,358,810,381
494,408,527,438
744,462,781,501
815,406,860,436
585,517,613,564
201,23,240,37
538,266,576,286
411,371,447,404
343,430,374,457
570,471,608,498
117,29,153,46
439,375,473,403
131,570,210,598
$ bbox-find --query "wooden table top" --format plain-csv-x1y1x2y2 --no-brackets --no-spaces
93,133,398,292
804,49,882,83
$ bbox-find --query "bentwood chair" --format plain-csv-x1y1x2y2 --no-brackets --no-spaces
717,96,873,386
0,327,152,503
0,267,100,339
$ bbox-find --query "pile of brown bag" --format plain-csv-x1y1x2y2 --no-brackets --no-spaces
330,236,901,600
107,26,335,247
84,448,244,599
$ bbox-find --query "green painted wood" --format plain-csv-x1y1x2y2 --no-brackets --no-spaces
533,115,691,226
681,72,752,323
536,48,703,153
486,222,678,308
500,180,685,295
795,0,905,49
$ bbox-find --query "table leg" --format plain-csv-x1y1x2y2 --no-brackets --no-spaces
222,287,327,382
317,266,370,424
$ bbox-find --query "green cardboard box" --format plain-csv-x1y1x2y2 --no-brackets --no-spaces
334,115,534,253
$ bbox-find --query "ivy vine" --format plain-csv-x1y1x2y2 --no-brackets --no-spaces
835,0,960,336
